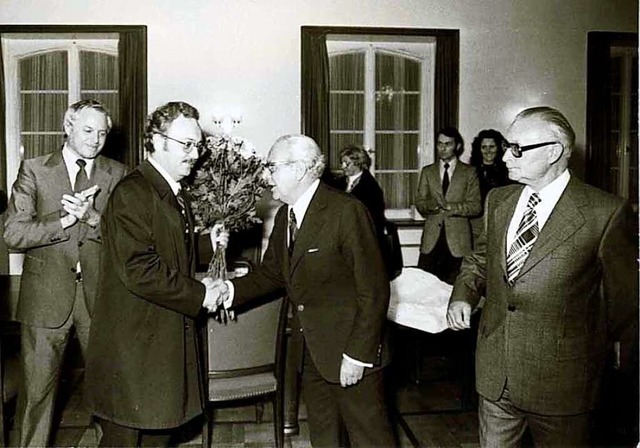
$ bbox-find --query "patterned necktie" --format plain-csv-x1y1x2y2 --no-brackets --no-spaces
288,208,298,256
75,159,90,193
176,189,193,252
442,163,450,195
506,193,542,283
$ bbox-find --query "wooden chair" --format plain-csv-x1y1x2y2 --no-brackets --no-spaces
201,266,288,448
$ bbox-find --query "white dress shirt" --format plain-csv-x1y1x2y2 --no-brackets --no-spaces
439,157,457,181
148,156,181,196
62,144,95,188
506,169,571,248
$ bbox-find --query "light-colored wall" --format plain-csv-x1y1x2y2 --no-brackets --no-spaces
1,0,636,172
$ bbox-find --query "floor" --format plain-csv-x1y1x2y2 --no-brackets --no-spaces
4,328,481,447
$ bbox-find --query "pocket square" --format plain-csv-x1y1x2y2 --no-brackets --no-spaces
307,248,319,253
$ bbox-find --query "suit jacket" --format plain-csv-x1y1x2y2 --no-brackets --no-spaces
414,161,481,257
3,150,128,327
450,177,639,415
335,169,386,239
232,182,391,383
85,160,207,429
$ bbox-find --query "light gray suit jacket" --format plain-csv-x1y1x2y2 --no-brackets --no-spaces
414,161,481,257
450,177,638,415
4,150,128,328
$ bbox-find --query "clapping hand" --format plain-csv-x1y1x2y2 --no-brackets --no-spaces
61,185,101,227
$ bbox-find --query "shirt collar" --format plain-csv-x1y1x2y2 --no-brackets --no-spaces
62,143,95,177
439,157,457,170
147,156,182,196
290,179,320,225
523,168,571,206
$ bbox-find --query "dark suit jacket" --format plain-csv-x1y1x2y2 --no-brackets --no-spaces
335,169,386,239
414,161,481,257
3,150,128,327
450,177,639,415
85,160,207,429
231,182,391,383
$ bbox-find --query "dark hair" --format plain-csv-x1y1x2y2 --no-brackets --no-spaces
144,101,200,153
470,129,507,168
340,145,371,170
436,126,464,156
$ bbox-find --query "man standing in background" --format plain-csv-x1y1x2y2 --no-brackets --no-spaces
4,100,128,447
415,127,481,285
447,107,638,446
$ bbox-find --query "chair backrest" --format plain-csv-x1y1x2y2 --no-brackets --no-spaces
207,294,286,377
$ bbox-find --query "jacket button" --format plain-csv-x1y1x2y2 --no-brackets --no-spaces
297,304,304,312
184,322,190,330
77,241,83,247
508,304,516,312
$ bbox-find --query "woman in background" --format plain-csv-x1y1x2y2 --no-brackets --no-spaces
470,129,511,246
337,145,386,240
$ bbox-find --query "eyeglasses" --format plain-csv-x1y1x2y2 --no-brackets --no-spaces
502,140,560,158
265,160,296,173
155,132,203,154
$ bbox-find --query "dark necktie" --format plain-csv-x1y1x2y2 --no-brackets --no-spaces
176,189,193,253
288,208,298,256
75,159,90,193
506,193,542,283
442,162,450,195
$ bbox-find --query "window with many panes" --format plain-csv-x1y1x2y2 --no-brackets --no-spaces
327,36,435,219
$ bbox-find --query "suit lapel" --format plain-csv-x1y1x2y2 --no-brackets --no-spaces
428,164,445,201
289,185,328,275
517,179,586,277
44,150,73,206
494,186,523,275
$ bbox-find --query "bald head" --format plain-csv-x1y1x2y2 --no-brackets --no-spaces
266,134,326,204
504,107,574,190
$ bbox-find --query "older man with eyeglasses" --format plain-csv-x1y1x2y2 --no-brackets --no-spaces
447,106,638,446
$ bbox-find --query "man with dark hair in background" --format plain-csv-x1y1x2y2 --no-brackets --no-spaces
4,99,128,447
415,126,481,284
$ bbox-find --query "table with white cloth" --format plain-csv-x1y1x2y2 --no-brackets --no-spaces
386,268,477,439
387,267,453,334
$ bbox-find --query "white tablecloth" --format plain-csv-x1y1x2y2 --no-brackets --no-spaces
386,268,452,334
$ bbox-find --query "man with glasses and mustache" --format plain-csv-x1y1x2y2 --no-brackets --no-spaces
85,101,225,447
4,99,128,447
447,106,638,446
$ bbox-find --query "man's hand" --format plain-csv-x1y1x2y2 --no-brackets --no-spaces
340,357,365,388
447,301,472,330
61,185,101,227
210,223,230,252
201,277,229,311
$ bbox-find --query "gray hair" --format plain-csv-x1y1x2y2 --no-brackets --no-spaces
514,106,575,154
270,134,326,179
63,99,113,134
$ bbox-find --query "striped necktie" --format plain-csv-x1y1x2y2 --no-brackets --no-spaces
506,193,541,283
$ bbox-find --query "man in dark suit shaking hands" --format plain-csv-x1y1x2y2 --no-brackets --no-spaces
447,107,638,446
220,134,395,447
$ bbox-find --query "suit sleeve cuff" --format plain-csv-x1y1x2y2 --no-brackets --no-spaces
342,353,373,368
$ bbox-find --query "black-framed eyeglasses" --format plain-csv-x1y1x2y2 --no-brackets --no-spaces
265,160,296,174
502,140,560,158
155,132,203,154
